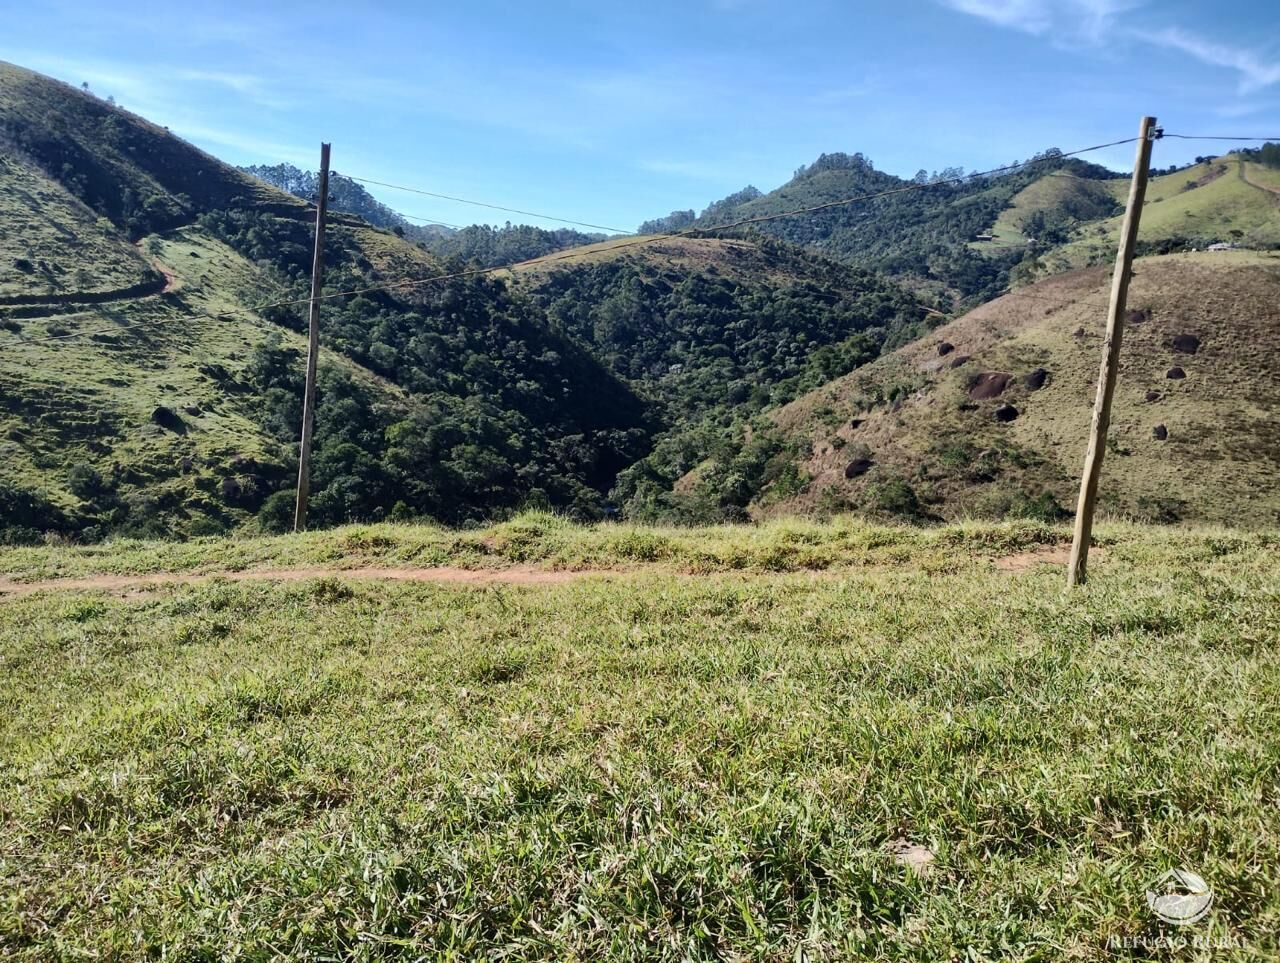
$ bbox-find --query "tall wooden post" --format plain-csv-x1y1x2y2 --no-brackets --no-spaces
294,142,330,533
1067,117,1157,586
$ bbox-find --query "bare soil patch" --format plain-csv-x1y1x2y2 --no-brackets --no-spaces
992,545,1106,572
0,565,598,598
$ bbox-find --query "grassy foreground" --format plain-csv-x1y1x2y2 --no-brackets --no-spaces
1,515,1278,960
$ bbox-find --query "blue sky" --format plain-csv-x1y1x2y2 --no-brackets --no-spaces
4,1,1278,232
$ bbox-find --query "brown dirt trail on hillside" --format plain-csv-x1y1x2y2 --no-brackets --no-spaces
1239,164,1280,205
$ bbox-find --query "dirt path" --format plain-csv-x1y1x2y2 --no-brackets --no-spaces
0,272,171,309
1239,162,1280,205
0,565,599,598
0,549,1080,599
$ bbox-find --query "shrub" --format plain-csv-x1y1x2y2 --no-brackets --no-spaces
67,462,110,501
868,479,921,518
258,490,297,533
0,481,67,544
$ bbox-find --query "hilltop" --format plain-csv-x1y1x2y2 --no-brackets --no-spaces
651,145,1280,304
650,151,1127,303
240,162,454,243
742,250,1280,526
242,163,609,265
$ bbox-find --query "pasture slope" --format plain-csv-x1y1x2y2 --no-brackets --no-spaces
1,513,1278,959
759,250,1280,527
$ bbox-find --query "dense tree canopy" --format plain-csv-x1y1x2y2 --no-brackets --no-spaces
686,152,1123,301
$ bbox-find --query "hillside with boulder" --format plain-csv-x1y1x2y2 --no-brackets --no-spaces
740,251,1280,526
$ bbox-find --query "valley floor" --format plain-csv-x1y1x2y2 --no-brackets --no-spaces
1,516,1277,959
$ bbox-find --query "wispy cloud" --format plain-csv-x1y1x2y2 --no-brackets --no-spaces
808,79,880,107
637,158,729,180
9,52,310,164
1145,27,1280,94
168,121,314,168
939,0,1133,43
942,0,1052,34
1214,101,1268,120
939,1,1280,94
173,69,294,109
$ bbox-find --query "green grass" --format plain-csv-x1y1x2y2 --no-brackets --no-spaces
1045,156,1280,273
0,511,1072,581
1,517,1278,959
0,153,151,299
973,172,1121,254
0,222,407,535
0,226,290,522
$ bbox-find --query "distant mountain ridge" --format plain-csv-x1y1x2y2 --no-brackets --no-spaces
240,162,452,242
242,162,610,268
645,150,1129,304
5,59,1278,540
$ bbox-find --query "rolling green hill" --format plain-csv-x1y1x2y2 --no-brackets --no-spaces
674,151,1126,303
740,250,1280,526
970,170,1122,254
511,233,934,413
1032,155,1280,274
6,57,1280,541
0,152,158,300
1,61,938,542
0,61,651,540
656,145,1280,305
501,233,941,521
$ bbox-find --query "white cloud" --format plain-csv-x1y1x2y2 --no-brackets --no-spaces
942,0,1052,34
939,0,1134,41
940,1,1280,93
1214,102,1267,119
9,53,309,164
167,121,313,168
1145,27,1280,94
173,69,294,109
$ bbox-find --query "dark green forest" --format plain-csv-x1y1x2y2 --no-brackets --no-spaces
198,206,653,527
520,235,935,520
196,204,934,528
424,224,606,267
687,151,1123,302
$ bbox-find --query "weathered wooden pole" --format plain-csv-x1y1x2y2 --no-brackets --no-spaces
1067,117,1157,586
294,142,330,532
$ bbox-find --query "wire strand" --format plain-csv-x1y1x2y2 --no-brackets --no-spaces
4,134,1142,347
337,173,632,235
1163,134,1280,142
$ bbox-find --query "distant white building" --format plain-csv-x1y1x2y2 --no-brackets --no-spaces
1207,242,1236,251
